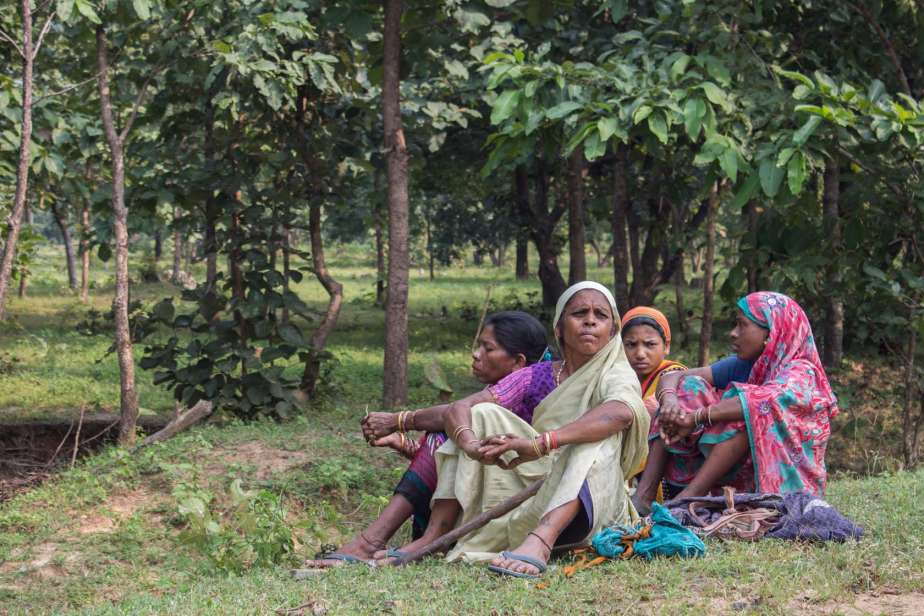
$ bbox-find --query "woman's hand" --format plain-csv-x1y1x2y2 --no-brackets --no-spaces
360,411,399,442
477,434,543,469
659,406,698,445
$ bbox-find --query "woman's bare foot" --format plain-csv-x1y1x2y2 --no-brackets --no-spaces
373,433,420,459
489,533,552,576
302,532,385,569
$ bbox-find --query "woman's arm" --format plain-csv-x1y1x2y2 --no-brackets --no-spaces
479,400,635,467
361,402,454,441
444,389,495,459
659,391,744,445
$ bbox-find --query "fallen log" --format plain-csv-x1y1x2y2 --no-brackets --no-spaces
393,478,544,566
134,400,213,451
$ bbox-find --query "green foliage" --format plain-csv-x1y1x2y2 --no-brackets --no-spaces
173,478,297,573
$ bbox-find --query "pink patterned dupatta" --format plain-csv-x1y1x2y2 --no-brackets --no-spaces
730,292,839,496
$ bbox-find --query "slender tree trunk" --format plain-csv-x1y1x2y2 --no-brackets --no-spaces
698,182,719,365
0,0,35,320
373,169,386,306
745,199,759,293
822,158,844,367
567,148,586,285
172,206,182,282
183,239,190,273
672,204,688,346
204,97,218,288
382,0,410,407
514,166,530,280
532,157,567,306
281,225,291,324
96,25,140,446
627,204,641,285
902,328,919,467
426,208,434,280
80,202,90,302
301,203,344,396
153,230,162,263
611,146,630,310
49,199,78,289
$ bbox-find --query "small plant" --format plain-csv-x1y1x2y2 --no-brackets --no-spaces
173,479,298,573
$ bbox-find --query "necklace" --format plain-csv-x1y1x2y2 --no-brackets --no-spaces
555,360,567,386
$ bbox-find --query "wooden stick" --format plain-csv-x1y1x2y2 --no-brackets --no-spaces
133,400,213,451
393,478,544,566
471,283,495,354
70,405,85,468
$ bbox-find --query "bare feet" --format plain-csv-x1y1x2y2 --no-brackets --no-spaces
301,532,384,569
489,533,551,577
372,433,420,459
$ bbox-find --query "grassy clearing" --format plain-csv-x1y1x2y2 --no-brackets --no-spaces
1,241,920,614
0,416,922,615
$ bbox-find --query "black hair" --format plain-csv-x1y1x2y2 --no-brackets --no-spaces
622,316,667,344
483,311,548,365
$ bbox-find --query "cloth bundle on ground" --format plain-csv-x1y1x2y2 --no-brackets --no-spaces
591,503,705,560
667,487,864,542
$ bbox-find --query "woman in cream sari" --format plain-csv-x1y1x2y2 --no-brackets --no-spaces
378,282,648,578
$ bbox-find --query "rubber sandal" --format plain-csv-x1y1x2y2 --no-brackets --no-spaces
301,552,369,569
385,547,409,559
487,550,547,580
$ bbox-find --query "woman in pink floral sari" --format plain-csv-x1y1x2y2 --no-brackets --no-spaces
634,292,838,513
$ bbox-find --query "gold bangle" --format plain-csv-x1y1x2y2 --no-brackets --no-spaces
452,425,474,442
543,432,551,454
532,437,543,458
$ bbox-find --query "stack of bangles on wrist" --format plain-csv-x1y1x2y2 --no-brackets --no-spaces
452,424,477,445
657,388,676,406
531,431,560,458
694,405,715,428
396,410,417,433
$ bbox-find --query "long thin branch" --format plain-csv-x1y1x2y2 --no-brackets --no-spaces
0,27,24,58
31,10,55,60
34,74,101,102
848,2,913,97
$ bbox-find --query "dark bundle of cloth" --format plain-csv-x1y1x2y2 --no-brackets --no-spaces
665,488,864,542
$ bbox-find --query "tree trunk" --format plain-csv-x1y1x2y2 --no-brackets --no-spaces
373,169,386,306
382,0,410,407
204,95,218,289
611,146,630,310
426,208,434,280
567,148,586,285
172,206,182,282
672,204,688,346
901,328,919,467
80,202,90,302
473,249,484,266
281,225,291,324
301,203,344,396
532,157,567,306
514,166,530,280
745,199,759,293
627,203,641,285
698,182,719,366
0,0,35,320
822,158,844,367
50,199,78,289
153,230,162,262
96,25,140,447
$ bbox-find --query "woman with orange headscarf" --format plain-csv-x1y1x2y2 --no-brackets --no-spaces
620,307,686,407
621,307,686,501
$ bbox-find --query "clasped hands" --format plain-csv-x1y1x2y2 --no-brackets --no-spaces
460,433,544,469
657,395,700,445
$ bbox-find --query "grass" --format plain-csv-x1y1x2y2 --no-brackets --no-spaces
1,240,921,614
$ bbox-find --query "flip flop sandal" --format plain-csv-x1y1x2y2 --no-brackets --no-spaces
385,547,409,559
487,550,548,580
